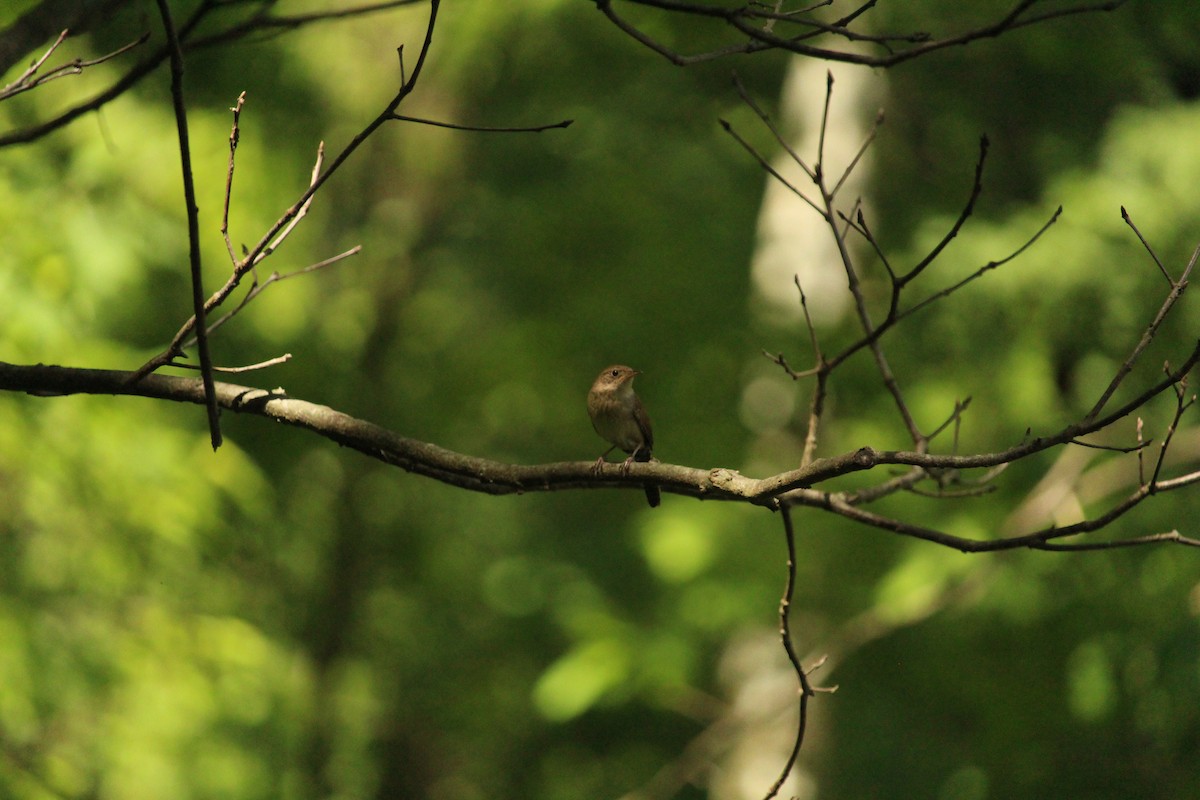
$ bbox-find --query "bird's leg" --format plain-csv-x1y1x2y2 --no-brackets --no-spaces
620,444,654,475
621,446,648,476
593,444,617,474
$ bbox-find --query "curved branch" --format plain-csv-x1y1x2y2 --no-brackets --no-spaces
596,0,1128,68
0,0,133,76
0,361,761,501
0,0,429,148
3,359,1198,556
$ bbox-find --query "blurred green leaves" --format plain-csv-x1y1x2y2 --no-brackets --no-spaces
1,2,1199,799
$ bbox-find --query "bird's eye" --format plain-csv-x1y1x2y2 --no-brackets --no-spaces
610,369,620,378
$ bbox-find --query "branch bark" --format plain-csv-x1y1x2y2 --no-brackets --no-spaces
4,360,1198,554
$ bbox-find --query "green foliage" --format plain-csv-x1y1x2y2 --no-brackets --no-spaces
1,2,1199,799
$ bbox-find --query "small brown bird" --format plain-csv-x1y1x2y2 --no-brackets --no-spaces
588,365,661,507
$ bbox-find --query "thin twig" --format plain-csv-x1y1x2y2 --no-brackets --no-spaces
263,141,325,258
732,71,816,182
187,0,427,48
1121,206,1172,285
894,205,1062,328
814,482,1191,552
846,208,898,286
764,350,810,379
1148,372,1193,488
719,118,823,216
763,506,814,800
594,0,770,66
794,275,828,467
813,113,921,444
135,0,454,380
221,91,247,265
1069,436,1150,453
155,0,221,450
830,108,884,199
602,0,1127,68
391,114,572,133
169,354,292,373
899,135,990,286
907,483,998,499
1033,530,1200,550
0,29,149,102
816,71,832,180
1137,417,1147,486
186,246,363,347
1086,242,1198,422
0,29,67,98
0,4,212,148
927,397,972,443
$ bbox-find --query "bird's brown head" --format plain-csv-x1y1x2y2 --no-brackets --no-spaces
592,364,639,393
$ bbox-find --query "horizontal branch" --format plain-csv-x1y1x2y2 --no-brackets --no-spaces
595,0,1128,68
3,359,1195,554
0,361,762,503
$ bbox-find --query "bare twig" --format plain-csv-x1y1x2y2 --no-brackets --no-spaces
809,85,921,445
746,338,1200,506
594,0,1127,68
169,354,292,373
154,0,221,450
185,246,363,347
1033,530,1200,550
809,478,1199,552
133,0,446,380
187,0,429,48
830,108,884,199
0,3,213,148
907,482,998,499
262,141,326,258
391,114,573,133
0,29,149,102
732,72,816,182
594,0,769,66
0,28,67,99
794,275,828,467
816,70,833,180
896,205,1062,325
221,91,247,265
927,397,972,443
1069,436,1150,454
738,73,923,447
1086,242,1198,422
1121,206,1172,285
763,506,816,800
1148,372,1194,488
899,135,990,286
1137,416,1147,486
719,118,822,216
0,0,423,147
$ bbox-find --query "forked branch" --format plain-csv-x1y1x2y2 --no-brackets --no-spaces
594,0,1127,68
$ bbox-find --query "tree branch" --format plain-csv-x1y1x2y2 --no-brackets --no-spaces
3,359,1197,553
763,507,817,800
593,0,1128,68
154,0,220,449
132,0,445,380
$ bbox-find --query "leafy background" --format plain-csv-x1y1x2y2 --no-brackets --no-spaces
1,1,1199,798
